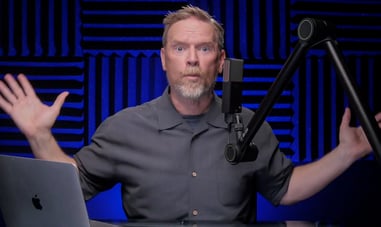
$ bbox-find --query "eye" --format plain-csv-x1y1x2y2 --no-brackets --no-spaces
175,46,184,52
200,46,211,52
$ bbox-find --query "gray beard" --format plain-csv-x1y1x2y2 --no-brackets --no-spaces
173,83,209,100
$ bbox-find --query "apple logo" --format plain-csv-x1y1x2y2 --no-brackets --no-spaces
32,194,43,210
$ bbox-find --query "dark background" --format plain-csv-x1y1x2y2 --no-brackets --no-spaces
1,0,381,225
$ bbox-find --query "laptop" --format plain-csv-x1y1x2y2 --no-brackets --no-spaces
0,154,91,227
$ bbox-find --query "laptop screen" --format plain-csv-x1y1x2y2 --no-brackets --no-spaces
0,155,90,227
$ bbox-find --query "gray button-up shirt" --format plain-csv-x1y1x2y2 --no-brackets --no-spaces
74,87,294,223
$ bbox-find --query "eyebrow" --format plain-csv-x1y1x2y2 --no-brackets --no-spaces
169,40,216,47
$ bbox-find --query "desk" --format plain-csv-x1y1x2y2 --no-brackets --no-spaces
89,220,340,227
0,219,340,226
0,218,339,226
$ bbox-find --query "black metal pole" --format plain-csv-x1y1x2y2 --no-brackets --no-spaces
240,41,310,156
226,18,381,164
325,40,381,163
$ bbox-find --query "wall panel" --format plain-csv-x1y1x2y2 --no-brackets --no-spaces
1,0,381,223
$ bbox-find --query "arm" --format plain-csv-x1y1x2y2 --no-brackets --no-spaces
280,108,381,205
0,73,76,165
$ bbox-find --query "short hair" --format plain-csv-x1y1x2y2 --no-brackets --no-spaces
162,5,224,50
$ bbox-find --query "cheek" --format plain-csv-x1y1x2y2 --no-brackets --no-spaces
166,54,185,69
201,61,220,77
166,61,182,77
164,65,181,84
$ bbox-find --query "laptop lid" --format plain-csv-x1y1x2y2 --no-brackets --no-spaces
0,154,90,227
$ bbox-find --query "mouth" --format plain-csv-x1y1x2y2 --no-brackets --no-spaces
184,67,201,78
183,74,201,82
184,73,200,77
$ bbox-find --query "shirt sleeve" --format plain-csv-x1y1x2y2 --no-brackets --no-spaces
251,120,294,206
73,118,119,200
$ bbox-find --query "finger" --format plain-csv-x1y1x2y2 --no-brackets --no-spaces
0,91,12,114
375,112,381,122
17,73,37,97
4,73,26,100
376,112,381,128
0,75,18,104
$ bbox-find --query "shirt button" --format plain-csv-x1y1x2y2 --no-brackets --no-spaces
192,209,199,216
191,171,197,177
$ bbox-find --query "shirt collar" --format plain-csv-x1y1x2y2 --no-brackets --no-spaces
155,87,227,130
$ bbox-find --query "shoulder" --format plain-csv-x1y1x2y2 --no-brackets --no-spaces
98,96,162,132
113,97,160,121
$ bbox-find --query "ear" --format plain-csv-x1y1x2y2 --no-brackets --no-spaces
160,48,167,71
218,50,226,74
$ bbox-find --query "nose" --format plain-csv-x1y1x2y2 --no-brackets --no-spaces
187,48,199,66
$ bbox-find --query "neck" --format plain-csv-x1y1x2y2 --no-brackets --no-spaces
170,90,213,116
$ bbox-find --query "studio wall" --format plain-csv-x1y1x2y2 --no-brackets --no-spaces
1,0,381,224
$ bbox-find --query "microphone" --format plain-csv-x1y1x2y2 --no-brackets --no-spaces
297,18,335,45
221,58,247,164
221,58,244,116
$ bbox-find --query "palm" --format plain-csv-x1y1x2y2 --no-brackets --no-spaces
340,124,369,154
8,94,62,137
0,74,68,138
339,108,380,160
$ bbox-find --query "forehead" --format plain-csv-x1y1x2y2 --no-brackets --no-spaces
167,17,216,43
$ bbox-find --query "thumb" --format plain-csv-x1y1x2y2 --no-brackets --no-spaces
52,91,69,112
340,107,351,131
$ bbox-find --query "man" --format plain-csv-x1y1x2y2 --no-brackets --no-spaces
0,5,380,224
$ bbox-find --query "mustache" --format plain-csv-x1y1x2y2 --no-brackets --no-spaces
183,67,201,75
